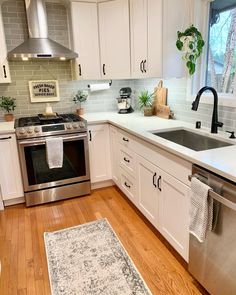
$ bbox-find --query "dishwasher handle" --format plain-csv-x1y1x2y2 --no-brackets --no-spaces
189,174,236,211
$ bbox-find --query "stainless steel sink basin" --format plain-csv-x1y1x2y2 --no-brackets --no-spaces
152,129,233,151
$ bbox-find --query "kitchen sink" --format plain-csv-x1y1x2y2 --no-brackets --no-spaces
151,129,233,151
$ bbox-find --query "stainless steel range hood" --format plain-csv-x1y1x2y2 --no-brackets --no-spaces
7,0,78,61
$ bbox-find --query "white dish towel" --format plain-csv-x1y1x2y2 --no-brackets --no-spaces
46,137,63,169
189,177,213,243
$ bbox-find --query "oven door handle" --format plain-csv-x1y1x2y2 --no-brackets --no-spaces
18,134,87,146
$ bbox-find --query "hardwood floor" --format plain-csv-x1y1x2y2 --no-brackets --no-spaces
0,186,205,295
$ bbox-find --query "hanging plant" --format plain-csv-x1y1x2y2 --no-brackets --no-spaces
176,25,205,75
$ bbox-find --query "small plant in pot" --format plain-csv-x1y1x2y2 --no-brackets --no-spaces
138,90,154,116
0,96,16,121
73,90,88,115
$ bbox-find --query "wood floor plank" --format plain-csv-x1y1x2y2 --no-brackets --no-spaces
0,187,206,295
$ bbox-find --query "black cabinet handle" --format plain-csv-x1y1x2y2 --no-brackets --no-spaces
0,136,11,140
123,157,130,163
89,130,92,141
157,176,162,191
143,60,147,73
153,172,157,187
140,60,144,73
122,137,129,142
103,64,106,75
3,65,7,78
78,64,82,76
124,182,131,189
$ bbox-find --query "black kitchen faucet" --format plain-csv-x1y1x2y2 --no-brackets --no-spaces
191,86,223,133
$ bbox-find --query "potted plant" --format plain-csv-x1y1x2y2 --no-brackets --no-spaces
176,25,205,75
138,90,154,116
0,96,16,121
73,90,89,115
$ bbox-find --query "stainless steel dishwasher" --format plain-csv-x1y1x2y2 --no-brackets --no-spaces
188,165,236,295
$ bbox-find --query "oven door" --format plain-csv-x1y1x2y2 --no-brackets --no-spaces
18,133,90,192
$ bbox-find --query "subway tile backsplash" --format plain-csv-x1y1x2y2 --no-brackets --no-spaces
0,0,235,132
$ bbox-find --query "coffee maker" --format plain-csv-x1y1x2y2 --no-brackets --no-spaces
116,87,134,114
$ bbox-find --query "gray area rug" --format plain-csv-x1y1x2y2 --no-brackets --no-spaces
44,218,152,295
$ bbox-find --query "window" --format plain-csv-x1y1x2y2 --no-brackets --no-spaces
206,0,236,94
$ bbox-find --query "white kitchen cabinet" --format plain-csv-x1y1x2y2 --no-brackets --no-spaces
98,0,130,79
88,124,111,183
136,154,160,229
70,2,101,80
159,170,189,261
0,6,11,83
130,0,162,78
163,0,191,78
109,125,119,184
0,134,23,201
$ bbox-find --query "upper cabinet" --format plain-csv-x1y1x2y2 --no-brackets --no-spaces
98,0,130,79
130,0,162,78
0,5,11,83
70,2,101,80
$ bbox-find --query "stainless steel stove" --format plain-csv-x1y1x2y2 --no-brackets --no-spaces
15,113,90,206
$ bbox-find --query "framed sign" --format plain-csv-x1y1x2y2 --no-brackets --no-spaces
29,80,60,103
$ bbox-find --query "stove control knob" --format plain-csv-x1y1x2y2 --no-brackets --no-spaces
66,123,72,129
79,122,85,128
27,127,34,134
34,127,40,133
19,128,26,135
72,123,79,129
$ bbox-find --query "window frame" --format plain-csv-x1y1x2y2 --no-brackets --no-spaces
187,0,236,107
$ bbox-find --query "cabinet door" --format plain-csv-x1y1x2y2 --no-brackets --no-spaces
88,124,111,183
0,6,11,83
110,125,119,184
159,170,189,261
147,0,162,78
136,155,160,228
130,0,148,78
70,2,101,80
0,134,23,200
98,0,130,79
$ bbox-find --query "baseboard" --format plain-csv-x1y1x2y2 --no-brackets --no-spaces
4,197,25,207
91,179,115,190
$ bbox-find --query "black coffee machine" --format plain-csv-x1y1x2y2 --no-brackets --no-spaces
116,87,134,114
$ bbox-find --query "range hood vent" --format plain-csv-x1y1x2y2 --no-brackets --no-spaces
7,0,78,61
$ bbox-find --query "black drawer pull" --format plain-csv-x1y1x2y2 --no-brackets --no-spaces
3,65,7,78
78,64,82,76
0,136,11,140
89,130,92,141
103,64,106,75
124,182,131,189
157,176,162,191
123,157,130,163
140,60,144,73
122,137,129,142
153,172,157,187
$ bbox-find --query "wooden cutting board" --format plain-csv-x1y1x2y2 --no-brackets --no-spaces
155,104,170,119
153,80,168,106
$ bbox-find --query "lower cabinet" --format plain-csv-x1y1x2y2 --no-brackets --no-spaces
109,125,119,184
158,170,189,261
0,133,23,201
88,124,111,183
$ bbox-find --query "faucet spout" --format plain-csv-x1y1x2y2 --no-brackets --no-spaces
191,86,223,134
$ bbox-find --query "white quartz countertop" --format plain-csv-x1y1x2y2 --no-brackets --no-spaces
0,121,15,134
82,112,236,183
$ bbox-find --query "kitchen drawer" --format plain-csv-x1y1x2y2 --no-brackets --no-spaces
119,167,136,204
119,144,136,177
117,129,135,150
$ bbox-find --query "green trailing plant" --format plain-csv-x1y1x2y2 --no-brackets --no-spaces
138,90,154,109
0,96,16,113
176,25,205,75
73,90,88,108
